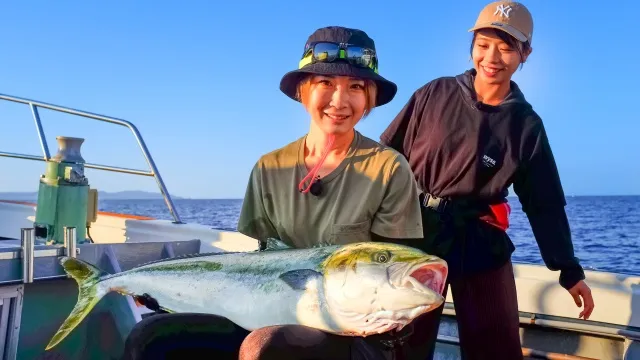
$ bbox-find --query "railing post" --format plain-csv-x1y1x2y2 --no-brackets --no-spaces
30,103,50,161
21,228,34,283
64,226,77,258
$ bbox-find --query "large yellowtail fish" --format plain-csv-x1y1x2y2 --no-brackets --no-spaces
45,241,448,350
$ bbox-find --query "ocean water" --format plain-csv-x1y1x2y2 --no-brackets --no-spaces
98,196,640,277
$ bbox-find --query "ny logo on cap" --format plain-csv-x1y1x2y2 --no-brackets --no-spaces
494,4,513,18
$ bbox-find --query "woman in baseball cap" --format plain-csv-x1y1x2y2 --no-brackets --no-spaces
380,1,595,359
235,26,428,359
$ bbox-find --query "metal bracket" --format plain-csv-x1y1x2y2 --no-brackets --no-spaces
20,229,34,284
64,226,78,258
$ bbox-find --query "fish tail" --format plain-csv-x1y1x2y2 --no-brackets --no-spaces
45,257,109,350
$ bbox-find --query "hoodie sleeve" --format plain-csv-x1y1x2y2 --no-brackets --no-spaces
379,84,430,159
513,122,585,290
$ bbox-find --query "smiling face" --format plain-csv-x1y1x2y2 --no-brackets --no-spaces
471,28,532,86
298,75,377,136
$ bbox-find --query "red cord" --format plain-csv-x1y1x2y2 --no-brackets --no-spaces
298,134,335,193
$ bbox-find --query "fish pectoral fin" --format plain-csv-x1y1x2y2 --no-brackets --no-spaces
279,269,323,290
133,293,175,314
160,306,175,314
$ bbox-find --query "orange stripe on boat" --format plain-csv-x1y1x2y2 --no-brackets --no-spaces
0,199,155,220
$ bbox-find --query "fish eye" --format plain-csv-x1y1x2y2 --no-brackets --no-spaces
373,251,391,263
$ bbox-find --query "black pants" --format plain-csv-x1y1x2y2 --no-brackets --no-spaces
120,313,419,360
121,313,250,360
416,206,523,360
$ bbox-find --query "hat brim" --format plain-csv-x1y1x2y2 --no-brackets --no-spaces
279,62,398,107
468,22,529,43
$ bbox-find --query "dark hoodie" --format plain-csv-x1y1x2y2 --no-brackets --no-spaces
380,69,585,290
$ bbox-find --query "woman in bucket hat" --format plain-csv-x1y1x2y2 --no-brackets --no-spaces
380,2,595,359
233,26,436,359
120,26,431,360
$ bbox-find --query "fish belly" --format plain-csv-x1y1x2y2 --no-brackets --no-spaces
103,270,338,333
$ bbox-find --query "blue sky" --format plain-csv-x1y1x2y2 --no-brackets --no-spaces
0,1,637,199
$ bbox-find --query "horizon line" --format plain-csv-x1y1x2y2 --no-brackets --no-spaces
2,191,640,201
135,194,640,200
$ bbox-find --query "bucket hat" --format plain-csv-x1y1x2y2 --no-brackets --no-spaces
279,26,397,107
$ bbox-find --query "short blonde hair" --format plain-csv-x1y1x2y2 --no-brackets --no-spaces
296,75,378,118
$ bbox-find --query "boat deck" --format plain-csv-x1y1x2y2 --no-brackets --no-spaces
0,93,636,359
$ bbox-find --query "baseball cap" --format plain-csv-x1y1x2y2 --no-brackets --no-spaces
468,1,533,44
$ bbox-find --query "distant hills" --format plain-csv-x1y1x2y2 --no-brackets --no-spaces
0,190,184,201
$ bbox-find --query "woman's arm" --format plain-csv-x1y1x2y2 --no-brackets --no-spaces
237,161,279,249
379,83,431,159
512,122,585,290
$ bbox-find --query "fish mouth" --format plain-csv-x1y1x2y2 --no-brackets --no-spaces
404,261,448,296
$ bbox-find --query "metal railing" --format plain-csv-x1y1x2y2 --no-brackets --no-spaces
0,93,183,224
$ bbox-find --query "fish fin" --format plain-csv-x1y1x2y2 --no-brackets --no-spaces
45,257,109,351
133,293,175,314
279,269,323,290
264,238,292,251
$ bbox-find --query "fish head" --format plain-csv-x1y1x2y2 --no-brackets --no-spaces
320,242,448,336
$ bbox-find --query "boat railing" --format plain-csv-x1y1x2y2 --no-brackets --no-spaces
0,93,183,224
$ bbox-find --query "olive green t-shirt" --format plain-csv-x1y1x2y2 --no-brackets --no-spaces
237,131,423,249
